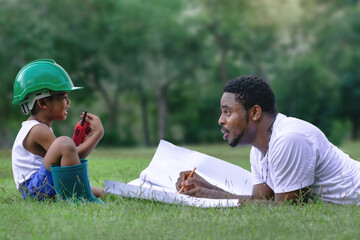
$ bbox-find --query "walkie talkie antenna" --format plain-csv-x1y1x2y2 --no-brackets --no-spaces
81,110,88,126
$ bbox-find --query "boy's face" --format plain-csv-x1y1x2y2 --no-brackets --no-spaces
46,92,71,120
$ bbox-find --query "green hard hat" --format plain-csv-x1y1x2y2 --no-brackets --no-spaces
12,59,83,104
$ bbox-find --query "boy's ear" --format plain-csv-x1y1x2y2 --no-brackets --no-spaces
37,98,47,109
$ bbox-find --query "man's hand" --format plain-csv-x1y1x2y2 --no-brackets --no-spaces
176,170,240,199
176,171,215,193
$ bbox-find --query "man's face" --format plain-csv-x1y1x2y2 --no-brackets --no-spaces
218,92,251,147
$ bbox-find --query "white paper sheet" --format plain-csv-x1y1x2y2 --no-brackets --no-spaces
105,140,253,208
105,180,239,208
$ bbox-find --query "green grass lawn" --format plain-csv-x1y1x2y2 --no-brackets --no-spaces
1,142,360,240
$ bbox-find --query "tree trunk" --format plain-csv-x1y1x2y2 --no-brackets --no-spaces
351,117,360,140
91,74,118,131
157,83,168,141
244,40,269,83
1,94,12,148
0,128,9,149
139,87,152,146
219,46,229,83
248,47,269,83
208,22,229,83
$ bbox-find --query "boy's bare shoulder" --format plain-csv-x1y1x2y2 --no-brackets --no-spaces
25,124,56,154
29,123,53,136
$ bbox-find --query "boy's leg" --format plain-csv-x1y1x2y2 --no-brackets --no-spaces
44,136,104,198
91,186,105,198
43,136,81,171
21,163,56,199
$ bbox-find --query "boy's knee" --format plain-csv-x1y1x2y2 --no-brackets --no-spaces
51,136,76,152
55,136,74,144
44,136,78,170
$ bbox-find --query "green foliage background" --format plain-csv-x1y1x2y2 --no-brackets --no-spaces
1,0,360,147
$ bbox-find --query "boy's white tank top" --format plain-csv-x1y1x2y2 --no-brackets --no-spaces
12,120,50,190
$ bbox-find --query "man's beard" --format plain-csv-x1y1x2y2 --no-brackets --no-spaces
228,113,249,147
229,131,244,147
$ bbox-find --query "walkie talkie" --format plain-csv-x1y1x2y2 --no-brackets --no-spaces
72,110,92,146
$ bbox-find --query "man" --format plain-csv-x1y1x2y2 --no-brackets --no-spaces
176,75,360,204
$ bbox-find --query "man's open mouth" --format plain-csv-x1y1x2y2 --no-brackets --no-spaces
221,127,229,140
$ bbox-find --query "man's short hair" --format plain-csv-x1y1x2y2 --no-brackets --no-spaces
224,75,277,117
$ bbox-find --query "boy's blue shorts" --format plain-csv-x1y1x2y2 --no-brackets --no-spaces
19,162,56,200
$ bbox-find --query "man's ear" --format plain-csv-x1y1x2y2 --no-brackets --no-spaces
249,105,262,121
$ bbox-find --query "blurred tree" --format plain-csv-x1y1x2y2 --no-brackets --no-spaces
196,0,305,83
196,0,269,82
173,0,302,144
1,0,359,148
314,3,360,139
0,0,57,147
270,0,358,144
272,54,343,144
34,0,151,145
128,0,206,144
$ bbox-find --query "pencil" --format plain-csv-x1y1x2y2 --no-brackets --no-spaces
178,167,196,193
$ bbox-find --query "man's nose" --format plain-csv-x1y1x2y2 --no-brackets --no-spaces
218,114,225,126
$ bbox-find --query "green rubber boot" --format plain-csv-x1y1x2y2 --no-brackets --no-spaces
50,159,101,203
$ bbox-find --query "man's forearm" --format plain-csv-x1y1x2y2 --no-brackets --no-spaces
200,188,251,200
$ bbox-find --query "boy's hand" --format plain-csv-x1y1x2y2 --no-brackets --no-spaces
76,112,104,159
81,112,104,138
81,122,93,143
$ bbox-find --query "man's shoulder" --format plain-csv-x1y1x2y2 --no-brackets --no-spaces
275,113,322,135
272,113,327,147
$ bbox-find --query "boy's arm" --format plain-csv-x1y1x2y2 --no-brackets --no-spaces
76,112,104,159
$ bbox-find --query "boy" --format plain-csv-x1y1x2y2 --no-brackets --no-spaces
12,59,104,201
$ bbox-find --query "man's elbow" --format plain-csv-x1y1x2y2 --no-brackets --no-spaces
275,187,312,204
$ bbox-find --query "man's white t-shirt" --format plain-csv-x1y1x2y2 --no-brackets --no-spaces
250,113,360,204
12,120,49,190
